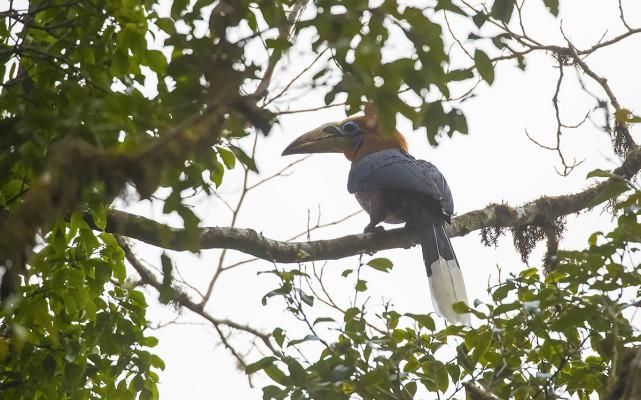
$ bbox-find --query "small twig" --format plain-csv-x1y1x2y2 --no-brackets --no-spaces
515,0,527,38
274,102,348,115
211,190,235,214
262,48,329,107
202,135,261,304
567,43,636,150
567,44,623,113
521,61,584,177
246,155,311,191
560,111,590,129
253,0,308,99
443,12,474,61
117,236,277,356
618,0,632,31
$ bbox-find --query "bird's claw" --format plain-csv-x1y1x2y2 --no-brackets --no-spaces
404,222,417,231
364,225,385,233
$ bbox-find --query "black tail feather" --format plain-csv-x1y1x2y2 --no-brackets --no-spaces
418,224,470,325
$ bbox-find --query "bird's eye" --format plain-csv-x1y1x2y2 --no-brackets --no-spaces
341,121,360,135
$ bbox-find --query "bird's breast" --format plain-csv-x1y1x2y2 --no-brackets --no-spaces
354,191,404,224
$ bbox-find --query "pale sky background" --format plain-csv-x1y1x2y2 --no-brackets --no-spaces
112,0,641,398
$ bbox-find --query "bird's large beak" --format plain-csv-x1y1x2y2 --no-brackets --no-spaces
282,124,350,156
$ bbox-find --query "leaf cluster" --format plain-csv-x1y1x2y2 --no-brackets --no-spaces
0,214,162,399
254,190,641,399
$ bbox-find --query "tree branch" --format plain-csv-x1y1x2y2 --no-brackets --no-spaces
253,0,308,98
0,105,227,261
116,237,277,356
608,347,641,400
97,147,641,263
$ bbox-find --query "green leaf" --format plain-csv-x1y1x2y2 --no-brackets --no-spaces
436,362,449,392
171,0,188,18
341,269,353,277
470,331,491,364
493,301,521,315
150,354,166,370
491,0,515,23
111,49,129,76
129,290,148,307
92,204,108,230
217,147,236,169
261,283,292,305
30,297,50,327
284,357,306,385
406,313,436,330
492,283,512,301
112,261,127,283
64,363,85,387
474,50,494,85
344,307,360,321
519,267,539,278
230,145,258,173
245,356,277,374
94,260,112,284
211,159,224,188
446,69,474,82
436,0,467,15
262,385,285,399
299,291,314,306
366,257,393,272
272,328,285,347
404,357,420,372
145,50,168,74
449,109,469,135
452,301,471,314
313,317,335,325
543,0,559,16
404,381,417,397
447,363,460,383
355,280,367,292
155,17,176,35
264,365,290,386
265,38,292,51
143,336,159,347
472,12,488,28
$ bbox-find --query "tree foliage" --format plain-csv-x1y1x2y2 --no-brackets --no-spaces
253,189,641,399
1,0,640,399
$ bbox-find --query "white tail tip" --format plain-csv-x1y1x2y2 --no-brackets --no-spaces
428,257,471,326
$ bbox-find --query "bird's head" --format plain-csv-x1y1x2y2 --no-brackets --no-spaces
282,104,408,161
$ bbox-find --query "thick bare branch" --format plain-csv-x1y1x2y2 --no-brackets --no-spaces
96,147,641,263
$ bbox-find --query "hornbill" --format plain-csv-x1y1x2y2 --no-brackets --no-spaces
282,104,471,325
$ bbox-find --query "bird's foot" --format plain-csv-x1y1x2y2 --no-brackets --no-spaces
404,222,419,232
364,225,385,233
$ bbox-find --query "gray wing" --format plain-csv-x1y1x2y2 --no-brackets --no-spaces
415,159,454,217
348,149,454,216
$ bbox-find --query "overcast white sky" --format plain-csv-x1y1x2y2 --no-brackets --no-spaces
113,1,641,398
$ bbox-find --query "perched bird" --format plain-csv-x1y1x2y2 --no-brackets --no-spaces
282,104,470,325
